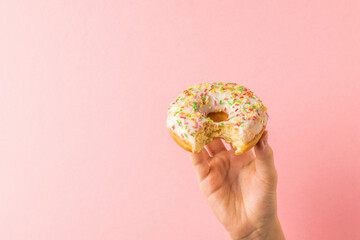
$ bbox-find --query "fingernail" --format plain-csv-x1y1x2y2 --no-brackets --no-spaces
263,132,268,146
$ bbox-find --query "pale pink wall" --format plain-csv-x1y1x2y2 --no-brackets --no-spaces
1,1,359,239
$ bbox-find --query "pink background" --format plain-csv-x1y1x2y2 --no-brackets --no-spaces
1,1,360,239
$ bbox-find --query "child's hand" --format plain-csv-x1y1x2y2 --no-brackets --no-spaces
189,131,285,240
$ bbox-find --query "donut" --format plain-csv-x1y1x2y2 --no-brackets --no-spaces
166,83,268,154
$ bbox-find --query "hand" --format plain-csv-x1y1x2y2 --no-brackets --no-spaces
189,131,285,240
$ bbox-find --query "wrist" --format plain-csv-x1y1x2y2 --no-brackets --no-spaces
263,216,285,240
232,216,285,240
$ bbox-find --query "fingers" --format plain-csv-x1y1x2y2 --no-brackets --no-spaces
206,138,227,156
189,148,210,182
226,143,255,164
254,131,277,180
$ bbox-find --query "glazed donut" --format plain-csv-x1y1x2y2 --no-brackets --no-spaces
166,83,268,154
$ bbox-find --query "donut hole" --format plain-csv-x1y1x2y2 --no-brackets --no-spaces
206,112,228,122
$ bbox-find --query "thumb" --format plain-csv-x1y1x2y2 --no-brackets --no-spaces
254,131,277,181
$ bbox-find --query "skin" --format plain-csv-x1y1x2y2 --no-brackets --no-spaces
189,131,285,240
